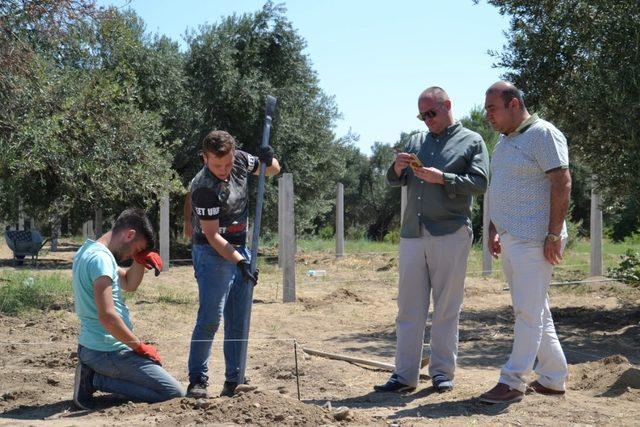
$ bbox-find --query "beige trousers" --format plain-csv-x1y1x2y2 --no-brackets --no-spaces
394,225,473,387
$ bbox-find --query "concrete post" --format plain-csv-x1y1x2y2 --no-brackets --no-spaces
278,177,284,268
281,173,296,303
18,200,24,230
336,182,345,258
95,209,103,237
50,216,61,251
83,220,94,240
160,195,170,272
590,178,603,276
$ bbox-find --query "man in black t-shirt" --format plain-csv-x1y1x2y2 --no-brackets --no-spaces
183,130,280,398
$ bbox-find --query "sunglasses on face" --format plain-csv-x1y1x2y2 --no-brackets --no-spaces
417,109,438,121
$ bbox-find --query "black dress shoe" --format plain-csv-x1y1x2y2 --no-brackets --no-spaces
432,374,454,393
373,374,415,393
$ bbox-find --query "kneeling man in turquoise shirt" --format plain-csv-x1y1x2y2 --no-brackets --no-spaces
72,208,184,409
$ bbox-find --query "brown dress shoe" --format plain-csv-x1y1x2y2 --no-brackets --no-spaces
526,380,565,395
479,383,524,404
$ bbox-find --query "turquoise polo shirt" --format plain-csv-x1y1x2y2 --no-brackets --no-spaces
72,240,133,351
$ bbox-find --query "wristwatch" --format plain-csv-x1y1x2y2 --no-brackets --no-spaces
545,232,560,242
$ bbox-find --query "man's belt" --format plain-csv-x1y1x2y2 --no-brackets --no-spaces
219,222,246,234
192,223,247,246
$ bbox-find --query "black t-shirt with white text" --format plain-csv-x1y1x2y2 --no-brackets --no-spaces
189,150,259,246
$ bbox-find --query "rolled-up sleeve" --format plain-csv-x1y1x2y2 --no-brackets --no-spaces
386,163,407,187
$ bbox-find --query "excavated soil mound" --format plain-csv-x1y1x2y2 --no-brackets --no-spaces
569,355,640,399
300,288,365,310
322,289,364,303
99,389,381,426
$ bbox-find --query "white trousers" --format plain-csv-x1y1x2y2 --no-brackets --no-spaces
394,225,473,387
498,232,568,392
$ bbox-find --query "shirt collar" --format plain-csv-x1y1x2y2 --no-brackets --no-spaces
430,121,461,139
508,113,539,136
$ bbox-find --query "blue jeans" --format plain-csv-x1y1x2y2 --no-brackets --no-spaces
78,345,184,403
188,244,252,384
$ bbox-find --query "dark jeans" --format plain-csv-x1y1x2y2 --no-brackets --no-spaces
78,345,184,403
187,244,252,383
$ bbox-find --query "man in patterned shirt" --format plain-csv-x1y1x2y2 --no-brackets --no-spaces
480,81,572,404
183,130,280,398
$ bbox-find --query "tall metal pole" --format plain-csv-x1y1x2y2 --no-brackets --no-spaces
237,95,277,386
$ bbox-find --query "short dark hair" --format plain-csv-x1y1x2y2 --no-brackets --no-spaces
202,130,236,157
486,85,526,110
112,208,155,249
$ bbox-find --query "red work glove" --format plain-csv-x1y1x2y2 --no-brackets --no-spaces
134,342,162,365
134,251,163,276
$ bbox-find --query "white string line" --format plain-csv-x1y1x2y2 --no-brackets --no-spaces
168,252,398,263
0,338,299,345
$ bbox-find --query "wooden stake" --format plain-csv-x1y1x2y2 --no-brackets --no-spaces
302,347,429,371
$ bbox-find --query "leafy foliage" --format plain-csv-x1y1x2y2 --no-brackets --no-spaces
608,249,640,287
2,0,637,243
181,2,342,234
0,1,181,233
483,0,640,235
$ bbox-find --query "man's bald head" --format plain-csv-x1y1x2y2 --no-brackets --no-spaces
417,86,454,134
486,81,526,111
419,86,450,104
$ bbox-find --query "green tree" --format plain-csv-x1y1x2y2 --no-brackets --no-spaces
0,2,181,233
182,2,342,234
481,0,640,238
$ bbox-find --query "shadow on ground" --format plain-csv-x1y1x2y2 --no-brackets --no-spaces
307,391,514,420
328,304,640,367
0,258,73,269
0,395,127,421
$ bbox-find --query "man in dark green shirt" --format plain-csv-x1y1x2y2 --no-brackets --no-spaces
374,86,489,393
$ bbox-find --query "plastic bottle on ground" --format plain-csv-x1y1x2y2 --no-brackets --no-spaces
307,269,327,277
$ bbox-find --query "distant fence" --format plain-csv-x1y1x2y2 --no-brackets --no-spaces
12,174,603,301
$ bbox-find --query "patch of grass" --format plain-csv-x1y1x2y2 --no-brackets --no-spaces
467,244,503,279
296,237,397,254
0,271,73,315
157,289,194,305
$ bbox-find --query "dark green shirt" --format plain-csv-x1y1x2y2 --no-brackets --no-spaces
387,122,489,237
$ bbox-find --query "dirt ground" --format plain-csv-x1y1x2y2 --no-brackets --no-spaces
1,240,639,426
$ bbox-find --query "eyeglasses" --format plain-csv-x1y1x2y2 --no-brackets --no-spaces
417,109,438,121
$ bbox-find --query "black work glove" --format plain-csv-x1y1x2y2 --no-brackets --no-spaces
257,145,274,167
237,258,259,286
